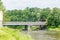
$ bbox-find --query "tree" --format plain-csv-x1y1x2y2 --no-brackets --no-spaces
0,0,5,11
47,7,60,27
40,8,51,21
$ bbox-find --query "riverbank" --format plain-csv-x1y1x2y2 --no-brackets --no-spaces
0,27,33,40
48,27,60,31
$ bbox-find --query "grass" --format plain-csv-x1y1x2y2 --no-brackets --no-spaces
0,27,33,40
47,25,60,31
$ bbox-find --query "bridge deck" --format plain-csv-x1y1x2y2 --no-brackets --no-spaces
3,22,46,25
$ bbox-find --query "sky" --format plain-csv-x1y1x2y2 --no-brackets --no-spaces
2,0,60,10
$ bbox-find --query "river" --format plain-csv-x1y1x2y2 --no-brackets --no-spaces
21,30,60,40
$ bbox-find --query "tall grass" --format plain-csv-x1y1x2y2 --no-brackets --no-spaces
0,27,33,40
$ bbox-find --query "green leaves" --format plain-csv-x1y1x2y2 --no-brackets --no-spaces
0,0,5,11
3,7,60,28
3,7,40,22
47,7,60,27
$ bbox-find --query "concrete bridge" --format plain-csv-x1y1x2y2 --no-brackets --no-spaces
3,22,46,25
3,22,46,30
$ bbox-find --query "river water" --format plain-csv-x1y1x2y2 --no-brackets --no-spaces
21,30,60,40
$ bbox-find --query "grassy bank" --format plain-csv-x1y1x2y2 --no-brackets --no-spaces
48,28,60,31
0,27,33,40
47,26,60,31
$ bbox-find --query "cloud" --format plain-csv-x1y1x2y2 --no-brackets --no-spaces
2,0,60,10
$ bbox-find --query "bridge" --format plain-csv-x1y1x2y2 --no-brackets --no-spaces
3,22,46,25
3,22,46,30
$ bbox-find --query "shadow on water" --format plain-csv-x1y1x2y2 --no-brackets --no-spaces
21,30,60,40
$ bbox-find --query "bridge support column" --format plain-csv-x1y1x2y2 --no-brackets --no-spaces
25,25,28,31
39,25,46,30
24,25,31,31
28,25,31,31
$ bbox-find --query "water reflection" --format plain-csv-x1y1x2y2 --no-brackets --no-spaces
46,31,60,40
21,30,60,40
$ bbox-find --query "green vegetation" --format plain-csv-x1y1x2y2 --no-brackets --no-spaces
4,25,24,30
0,27,33,40
0,0,59,30
4,26,39,30
47,25,60,31
30,26,39,30
3,7,60,30
0,0,5,11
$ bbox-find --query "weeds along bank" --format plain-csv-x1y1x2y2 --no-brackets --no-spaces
0,27,33,40
47,25,60,31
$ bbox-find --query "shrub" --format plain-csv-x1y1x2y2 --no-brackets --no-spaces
30,26,39,30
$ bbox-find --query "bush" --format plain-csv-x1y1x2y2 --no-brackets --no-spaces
0,27,33,40
47,26,56,28
30,26,39,30
4,25,25,30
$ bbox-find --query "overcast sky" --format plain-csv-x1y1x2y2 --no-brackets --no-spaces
2,0,60,10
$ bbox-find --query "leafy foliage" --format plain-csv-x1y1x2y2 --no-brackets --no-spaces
3,7,60,28
0,0,5,11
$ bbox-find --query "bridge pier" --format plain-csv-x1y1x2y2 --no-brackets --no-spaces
25,25,28,30
39,25,46,30
28,25,31,31
24,25,31,31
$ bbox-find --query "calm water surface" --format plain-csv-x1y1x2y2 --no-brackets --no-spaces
21,30,60,40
